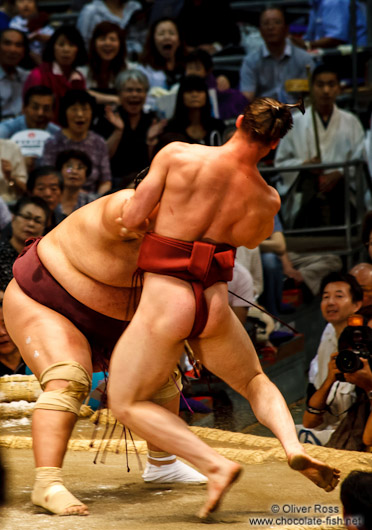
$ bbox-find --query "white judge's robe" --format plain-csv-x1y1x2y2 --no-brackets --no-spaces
274,104,365,194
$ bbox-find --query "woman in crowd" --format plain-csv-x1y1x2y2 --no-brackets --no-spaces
81,21,127,107
159,74,225,147
23,25,87,122
104,69,166,189
137,17,186,93
77,0,142,57
55,149,96,216
42,90,112,195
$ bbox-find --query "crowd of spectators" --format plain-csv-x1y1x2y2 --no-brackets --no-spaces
1,0,372,501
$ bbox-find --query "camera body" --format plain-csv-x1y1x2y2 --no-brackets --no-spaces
336,315,372,374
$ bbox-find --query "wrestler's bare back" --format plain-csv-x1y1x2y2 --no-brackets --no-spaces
37,189,141,320
122,140,280,248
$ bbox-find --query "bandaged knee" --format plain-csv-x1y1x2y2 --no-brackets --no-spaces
35,361,92,416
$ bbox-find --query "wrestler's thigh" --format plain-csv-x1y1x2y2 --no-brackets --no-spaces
3,279,93,378
190,285,262,395
138,273,196,339
108,279,190,403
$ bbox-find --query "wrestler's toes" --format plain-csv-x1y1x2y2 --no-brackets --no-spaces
198,464,242,519
63,504,89,516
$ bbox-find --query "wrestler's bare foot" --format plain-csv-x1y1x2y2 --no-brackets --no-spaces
288,453,340,492
198,461,242,519
32,467,89,516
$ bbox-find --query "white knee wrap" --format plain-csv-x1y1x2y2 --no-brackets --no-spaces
35,361,92,416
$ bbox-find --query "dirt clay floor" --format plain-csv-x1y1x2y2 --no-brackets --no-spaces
2,416,372,530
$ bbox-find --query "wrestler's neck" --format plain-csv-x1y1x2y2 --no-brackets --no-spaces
224,131,271,165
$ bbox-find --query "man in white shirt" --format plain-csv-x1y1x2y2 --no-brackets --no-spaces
274,64,365,228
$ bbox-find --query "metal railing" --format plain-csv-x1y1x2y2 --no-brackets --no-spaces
261,159,370,268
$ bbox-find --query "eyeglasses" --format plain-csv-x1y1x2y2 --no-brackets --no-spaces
16,212,45,226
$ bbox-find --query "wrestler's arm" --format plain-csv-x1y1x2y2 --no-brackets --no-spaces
120,149,169,231
99,190,146,240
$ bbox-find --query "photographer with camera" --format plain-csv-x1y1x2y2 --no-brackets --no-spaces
299,272,372,450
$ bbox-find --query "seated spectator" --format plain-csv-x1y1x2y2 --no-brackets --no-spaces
136,16,186,107
77,0,142,57
55,149,96,216
274,64,365,228
298,272,372,450
350,263,372,308
9,0,54,65
259,214,288,316
236,245,263,302
177,0,240,55
184,49,248,121
0,138,27,203
104,69,166,189
228,260,254,325
158,75,225,148
26,165,64,229
340,471,372,530
42,89,112,195
0,85,57,139
0,85,59,173
0,195,48,290
81,22,127,108
292,0,367,51
239,6,314,104
23,25,87,124
0,289,26,375
0,28,29,120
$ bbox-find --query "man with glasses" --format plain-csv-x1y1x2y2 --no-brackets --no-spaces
0,195,48,291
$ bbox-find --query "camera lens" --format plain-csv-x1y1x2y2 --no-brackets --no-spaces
336,350,364,373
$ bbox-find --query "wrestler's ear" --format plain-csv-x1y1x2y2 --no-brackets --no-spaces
235,114,244,129
270,139,280,150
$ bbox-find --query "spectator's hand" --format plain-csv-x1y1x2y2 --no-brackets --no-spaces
216,75,231,91
282,263,304,283
146,118,167,146
325,352,342,384
1,159,12,182
318,171,342,193
105,105,124,131
344,358,372,392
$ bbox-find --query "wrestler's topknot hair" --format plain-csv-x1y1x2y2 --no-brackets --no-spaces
241,98,305,145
